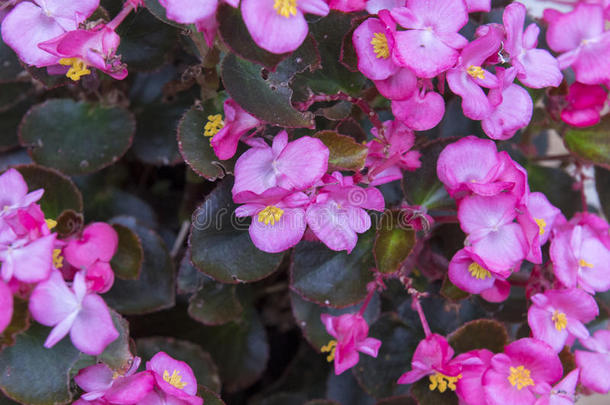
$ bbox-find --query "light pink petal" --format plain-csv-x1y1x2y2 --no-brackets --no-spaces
570,35,610,85
147,352,198,397
374,68,417,101
0,169,28,207
458,194,518,235
528,305,567,352
366,0,404,14
0,281,13,334
272,131,288,156
104,372,155,404
483,366,537,405
44,310,78,348
306,201,358,253
392,30,459,78
276,136,329,191
10,233,54,283
546,4,604,53
357,337,381,357
518,49,562,89
406,0,468,35
578,237,610,292
471,223,526,273
353,19,399,80
298,0,330,15
446,69,491,120
29,271,78,326
74,364,114,394
482,83,533,140
391,90,445,131
232,146,276,195
320,313,338,338
550,228,578,288
249,207,306,253
70,294,119,355
465,0,490,13
480,278,510,303
575,351,610,393
194,12,218,48
158,0,217,24
33,0,98,30
345,206,371,234
448,249,495,294
503,2,524,58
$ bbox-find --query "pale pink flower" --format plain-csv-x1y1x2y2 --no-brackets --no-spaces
575,330,610,393
209,98,261,160
533,369,579,405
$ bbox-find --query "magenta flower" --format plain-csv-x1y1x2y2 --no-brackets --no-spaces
465,0,490,13
518,192,563,264
482,338,563,405
329,0,367,12
306,172,384,253
503,2,562,89
28,270,119,355
397,334,462,392
446,26,502,120
140,352,203,405
320,313,381,375
391,87,445,130
75,360,154,404
528,288,598,352
64,223,118,269
232,131,329,195
241,0,329,54
0,169,44,221
208,98,261,160
560,82,608,128
453,349,494,405
0,280,12,335
533,368,579,405
234,187,309,253
0,0,98,66
365,0,404,14
353,17,400,81
480,278,511,303
546,4,610,85
390,0,469,78
575,330,610,393
448,248,499,295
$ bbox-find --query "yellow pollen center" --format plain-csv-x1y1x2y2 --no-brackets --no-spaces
321,340,337,362
52,249,63,269
579,258,594,269
257,205,284,226
508,365,534,390
204,114,225,137
552,310,568,331
274,0,297,18
466,65,485,80
163,369,187,390
468,262,491,280
428,372,462,393
535,218,547,236
45,219,57,230
59,58,91,81
371,32,390,59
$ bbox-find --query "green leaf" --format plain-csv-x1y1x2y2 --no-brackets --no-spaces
104,216,175,314
177,252,206,295
374,211,415,274
12,164,83,219
306,400,341,405
526,164,580,218
136,337,221,393
411,377,458,405
110,224,144,280
0,323,81,405
0,39,22,83
189,180,285,284
177,107,234,180
99,310,133,370
199,386,227,405
595,166,610,220
290,291,380,351
0,99,32,152
376,396,418,405
440,277,470,301
0,83,30,112
0,297,29,348
564,119,610,168
291,229,375,308
448,319,508,355
221,47,316,128
19,99,135,175
188,279,243,325
352,313,416,399
314,130,368,171
326,371,375,405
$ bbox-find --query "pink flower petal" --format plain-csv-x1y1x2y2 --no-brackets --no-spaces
249,207,306,253
147,352,198,397
158,0,217,24
70,294,119,355
393,29,458,78
0,281,12,334
391,90,445,131
104,372,155,404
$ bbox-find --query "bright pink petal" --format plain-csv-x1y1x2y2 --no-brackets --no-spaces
64,223,118,269
158,0,217,24
232,146,275,195
147,352,198,397
480,278,510,303
546,4,604,53
482,83,533,140
104,372,155,404
334,344,359,375
74,364,114,394
353,18,399,80
392,30,459,78
446,69,491,120
306,200,358,253
249,207,306,253
276,136,329,191
10,233,55,283
448,249,495,294
575,351,610,393
391,90,445,131
0,281,13,334
518,49,562,89
374,68,417,101
465,0,490,13
70,294,119,355
357,337,381,358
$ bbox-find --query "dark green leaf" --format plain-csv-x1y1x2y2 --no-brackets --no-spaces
110,224,143,280
314,130,368,171
526,164,580,218
19,99,135,175
375,396,418,405
0,99,31,152
564,119,610,168
188,279,243,325
199,386,227,405
374,211,415,274
189,180,284,284
0,39,22,83
595,167,610,220
105,216,175,314
177,252,206,295
0,83,30,113
99,310,133,370
327,371,376,405
291,229,375,308
259,393,307,405
143,0,187,28
306,400,341,405
448,319,508,355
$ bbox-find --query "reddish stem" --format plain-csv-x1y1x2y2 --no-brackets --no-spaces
411,294,431,338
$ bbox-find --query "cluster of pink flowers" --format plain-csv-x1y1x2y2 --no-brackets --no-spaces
73,352,204,405
0,169,119,355
0,0,142,81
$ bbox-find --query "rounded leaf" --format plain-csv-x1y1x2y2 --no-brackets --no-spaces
110,224,144,281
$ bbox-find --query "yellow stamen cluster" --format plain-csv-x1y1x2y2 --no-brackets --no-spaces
45,219,57,230
163,369,187,390
466,65,485,80
428,372,462,393
59,58,91,81
579,258,594,269
535,218,547,236
52,249,63,269
257,205,284,226
204,114,225,137
552,310,568,331
274,0,298,18
371,32,390,59
468,262,491,280
508,365,534,390
321,340,337,362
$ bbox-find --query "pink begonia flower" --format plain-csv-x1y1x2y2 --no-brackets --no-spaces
207,98,261,160
0,233,55,284
366,120,421,186
241,0,329,54
0,0,98,66
481,67,533,140
397,334,462,391
353,17,400,81
458,193,527,273
0,169,44,221
38,23,127,80
64,223,118,269
374,67,417,101
550,222,610,293
446,26,502,120
306,172,384,253
518,192,563,264
139,352,203,405
3,203,50,242
482,338,563,405
503,2,562,89
390,0,469,78
480,278,511,303
533,368,579,405
449,248,499,295
453,349,494,405
75,359,154,404
495,151,530,204
84,261,115,294
366,0,404,14
546,4,610,85
320,313,381,375
465,0,490,13
234,187,309,253
575,330,610,393
528,288,598,352
391,88,445,130
29,270,119,355
232,131,329,195
561,82,608,127
0,280,13,335
329,0,366,12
